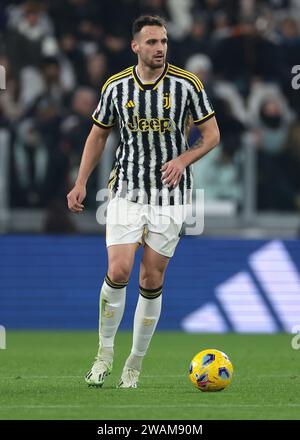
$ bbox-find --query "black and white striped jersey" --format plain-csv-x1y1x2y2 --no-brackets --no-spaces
92,62,215,206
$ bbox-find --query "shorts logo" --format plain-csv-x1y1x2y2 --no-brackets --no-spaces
127,115,173,133
163,93,171,109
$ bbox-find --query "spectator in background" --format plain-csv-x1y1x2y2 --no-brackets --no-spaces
84,52,108,91
185,53,247,124
212,97,245,151
255,98,293,210
99,0,140,71
185,53,213,85
38,56,72,104
165,0,194,40
101,0,140,38
192,97,244,208
174,16,211,66
282,120,300,211
279,16,300,73
103,29,135,73
140,0,169,17
12,117,48,207
58,32,87,84
2,0,300,215
11,93,64,208
0,55,24,122
35,96,67,204
247,80,294,126
61,87,97,208
0,99,13,220
256,98,289,155
19,56,73,110
192,136,243,208
212,19,283,96
6,0,57,74
185,54,245,209
211,11,231,41
48,0,105,36
77,18,103,56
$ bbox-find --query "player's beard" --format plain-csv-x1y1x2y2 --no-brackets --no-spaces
151,59,165,68
142,53,166,70
152,53,165,68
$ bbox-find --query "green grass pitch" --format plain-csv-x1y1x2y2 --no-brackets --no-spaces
0,331,299,420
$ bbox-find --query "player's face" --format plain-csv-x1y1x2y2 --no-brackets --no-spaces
132,26,168,69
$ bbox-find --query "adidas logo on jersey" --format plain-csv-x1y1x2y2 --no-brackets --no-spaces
125,100,135,108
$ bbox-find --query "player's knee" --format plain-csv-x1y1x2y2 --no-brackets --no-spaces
108,264,131,284
140,270,164,289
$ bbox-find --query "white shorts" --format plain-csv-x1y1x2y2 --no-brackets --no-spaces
106,196,188,258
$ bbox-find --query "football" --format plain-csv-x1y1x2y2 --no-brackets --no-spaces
189,349,233,392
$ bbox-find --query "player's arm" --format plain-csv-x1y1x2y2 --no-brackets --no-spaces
67,124,112,213
180,115,220,164
161,116,220,188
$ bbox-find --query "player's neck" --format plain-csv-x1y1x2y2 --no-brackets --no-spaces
136,64,165,84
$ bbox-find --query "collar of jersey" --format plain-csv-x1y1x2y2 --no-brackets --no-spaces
132,63,169,91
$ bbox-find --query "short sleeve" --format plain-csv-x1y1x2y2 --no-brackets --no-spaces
92,85,117,129
189,85,215,126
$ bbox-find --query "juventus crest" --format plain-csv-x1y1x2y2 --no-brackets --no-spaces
163,93,171,109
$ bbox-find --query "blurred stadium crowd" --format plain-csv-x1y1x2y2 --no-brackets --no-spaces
0,0,300,225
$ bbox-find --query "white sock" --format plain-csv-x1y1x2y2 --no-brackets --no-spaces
125,285,162,371
98,274,127,355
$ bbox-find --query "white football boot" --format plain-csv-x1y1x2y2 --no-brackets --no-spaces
117,367,140,388
85,355,113,387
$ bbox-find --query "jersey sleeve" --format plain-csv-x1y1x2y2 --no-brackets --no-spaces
92,85,117,129
189,84,215,126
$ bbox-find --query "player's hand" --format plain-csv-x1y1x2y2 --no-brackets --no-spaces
160,157,185,189
67,184,86,213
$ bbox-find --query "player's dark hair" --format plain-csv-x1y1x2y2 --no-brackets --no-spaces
132,15,166,38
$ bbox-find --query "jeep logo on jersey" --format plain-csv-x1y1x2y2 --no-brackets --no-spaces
127,115,173,133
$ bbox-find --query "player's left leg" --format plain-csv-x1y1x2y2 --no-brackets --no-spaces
117,203,186,388
117,244,169,388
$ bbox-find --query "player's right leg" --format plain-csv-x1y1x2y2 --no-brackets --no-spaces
85,196,144,387
85,243,137,387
